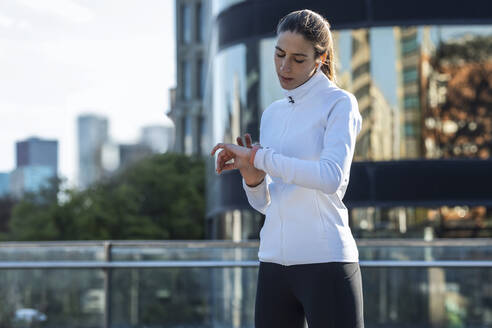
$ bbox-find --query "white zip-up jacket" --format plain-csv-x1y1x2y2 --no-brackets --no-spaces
242,68,363,265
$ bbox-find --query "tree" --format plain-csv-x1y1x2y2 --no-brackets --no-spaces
6,153,206,241
0,195,16,240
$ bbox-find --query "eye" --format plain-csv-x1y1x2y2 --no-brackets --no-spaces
294,59,305,63
276,53,285,58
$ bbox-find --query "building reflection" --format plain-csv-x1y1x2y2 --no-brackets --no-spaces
422,32,492,236
169,1,492,240
328,26,492,239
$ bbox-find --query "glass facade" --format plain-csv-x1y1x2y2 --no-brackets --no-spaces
184,116,192,156
180,3,191,44
197,57,205,99
210,0,245,17
206,22,492,239
181,60,192,100
196,2,205,43
16,137,58,175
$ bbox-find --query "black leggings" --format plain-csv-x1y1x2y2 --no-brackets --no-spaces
255,261,364,328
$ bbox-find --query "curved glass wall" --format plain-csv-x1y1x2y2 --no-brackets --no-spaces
205,40,264,240
212,44,247,147
206,23,492,239
211,0,245,17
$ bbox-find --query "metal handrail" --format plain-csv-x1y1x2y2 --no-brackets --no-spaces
1,256,490,328
0,260,491,269
1,238,492,248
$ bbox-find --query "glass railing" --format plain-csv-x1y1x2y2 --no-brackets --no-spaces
0,239,491,328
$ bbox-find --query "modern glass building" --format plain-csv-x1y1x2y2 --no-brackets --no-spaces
0,173,9,197
10,137,58,197
16,137,58,176
170,0,209,156
9,165,56,198
202,1,492,240
78,114,109,189
140,124,175,154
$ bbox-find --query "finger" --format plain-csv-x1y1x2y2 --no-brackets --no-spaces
218,158,234,173
216,152,223,172
210,143,225,156
245,134,253,148
217,155,230,172
236,136,244,147
220,163,236,172
217,150,232,171
218,150,234,171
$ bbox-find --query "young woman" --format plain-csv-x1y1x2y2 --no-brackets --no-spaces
211,9,364,328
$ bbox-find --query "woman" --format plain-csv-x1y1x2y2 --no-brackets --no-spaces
211,9,364,328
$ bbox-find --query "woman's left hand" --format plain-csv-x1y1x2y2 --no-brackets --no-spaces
210,143,252,174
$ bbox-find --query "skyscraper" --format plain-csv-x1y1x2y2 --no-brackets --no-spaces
0,173,9,197
77,114,109,189
16,137,58,174
169,0,209,156
10,136,58,197
140,122,175,154
9,166,55,198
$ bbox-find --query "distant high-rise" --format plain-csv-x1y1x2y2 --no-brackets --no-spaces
395,26,423,158
9,137,58,197
118,143,153,170
351,29,372,160
77,114,109,189
140,122,175,154
9,166,55,198
0,173,9,197
169,0,209,156
16,137,58,175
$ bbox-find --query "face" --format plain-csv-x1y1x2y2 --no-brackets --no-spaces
275,31,320,90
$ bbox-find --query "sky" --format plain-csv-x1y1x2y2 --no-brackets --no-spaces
0,0,176,188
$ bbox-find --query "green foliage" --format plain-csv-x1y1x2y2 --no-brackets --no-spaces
0,195,16,239
4,153,205,241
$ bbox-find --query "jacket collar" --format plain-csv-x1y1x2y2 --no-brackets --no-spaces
281,66,327,105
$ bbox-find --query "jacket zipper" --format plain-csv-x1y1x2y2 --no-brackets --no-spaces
278,101,295,265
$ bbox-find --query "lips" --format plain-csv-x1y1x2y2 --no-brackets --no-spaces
280,75,293,83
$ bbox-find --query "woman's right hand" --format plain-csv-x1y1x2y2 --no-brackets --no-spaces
236,133,266,187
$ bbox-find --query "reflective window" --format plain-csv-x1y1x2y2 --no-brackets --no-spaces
403,67,418,83
211,0,245,17
196,2,205,43
197,57,205,98
402,36,419,53
200,115,207,156
211,44,246,146
180,3,191,44
404,122,416,136
259,38,284,110
181,60,191,100
184,116,192,155
404,95,419,109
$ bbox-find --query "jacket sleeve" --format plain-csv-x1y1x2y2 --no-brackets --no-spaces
252,95,362,195
242,174,272,215
241,105,272,215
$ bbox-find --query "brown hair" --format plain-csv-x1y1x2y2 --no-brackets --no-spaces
276,9,336,83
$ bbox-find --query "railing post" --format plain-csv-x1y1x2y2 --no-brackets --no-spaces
103,241,112,328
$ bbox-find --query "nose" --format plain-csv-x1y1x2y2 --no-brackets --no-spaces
280,58,291,73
